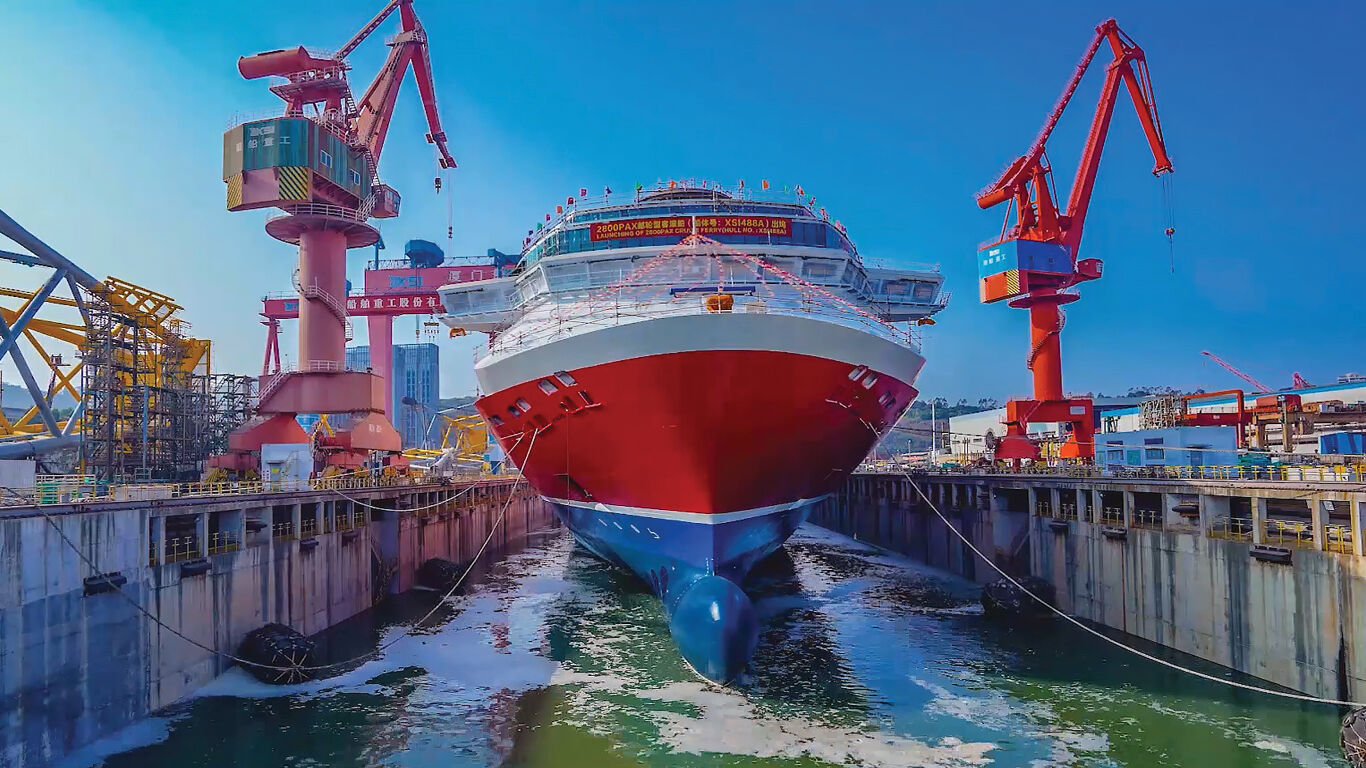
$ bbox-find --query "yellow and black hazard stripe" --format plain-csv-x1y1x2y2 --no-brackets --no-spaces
226,173,243,210
1005,269,1020,296
277,166,310,201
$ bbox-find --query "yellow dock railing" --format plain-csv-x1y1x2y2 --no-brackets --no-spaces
901,464,1366,483
1,471,516,509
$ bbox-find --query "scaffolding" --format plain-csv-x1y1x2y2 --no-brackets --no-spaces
1139,393,1189,430
205,374,256,455
80,297,211,483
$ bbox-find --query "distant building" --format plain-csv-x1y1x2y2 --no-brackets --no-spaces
345,343,440,448
945,381,1366,460
393,344,440,448
1098,426,1238,470
945,397,1148,461
344,346,371,372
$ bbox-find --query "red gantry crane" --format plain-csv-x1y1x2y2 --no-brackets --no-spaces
975,18,1174,462
216,0,457,474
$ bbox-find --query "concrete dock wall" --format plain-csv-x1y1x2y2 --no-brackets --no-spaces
1032,516,1366,700
0,477,555,768
815,472,1366,703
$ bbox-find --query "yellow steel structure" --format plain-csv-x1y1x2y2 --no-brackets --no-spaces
400,412,491,468
0,274,211,443
438,412,489,463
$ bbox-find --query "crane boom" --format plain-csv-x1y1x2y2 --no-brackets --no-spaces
351,0,456,170
1201,351,1273,394
976,18,1173,266
336,0,400,61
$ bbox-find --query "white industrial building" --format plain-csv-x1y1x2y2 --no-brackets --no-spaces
944,379,1366,464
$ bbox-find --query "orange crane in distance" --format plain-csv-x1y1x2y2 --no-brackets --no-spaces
1201,351,1313,393
975,18,1174,462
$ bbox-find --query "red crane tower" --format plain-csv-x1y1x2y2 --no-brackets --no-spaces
976,18,1174,462
218,0,456,473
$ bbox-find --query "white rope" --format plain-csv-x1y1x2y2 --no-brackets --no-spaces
38,428,539,675
874,445,1366,708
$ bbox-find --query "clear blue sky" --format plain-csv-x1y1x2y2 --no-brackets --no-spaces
2,0,1361,400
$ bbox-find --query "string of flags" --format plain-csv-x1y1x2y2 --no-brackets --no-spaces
525,180,848,250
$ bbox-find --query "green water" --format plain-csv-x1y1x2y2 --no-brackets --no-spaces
68,525,1346,767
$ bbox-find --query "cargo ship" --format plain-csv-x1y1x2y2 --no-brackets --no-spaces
439,184,946,682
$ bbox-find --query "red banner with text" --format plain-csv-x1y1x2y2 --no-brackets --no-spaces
589,215,791,241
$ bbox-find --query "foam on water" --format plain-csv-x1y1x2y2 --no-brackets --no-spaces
54,714,182,768
92,524,1351,768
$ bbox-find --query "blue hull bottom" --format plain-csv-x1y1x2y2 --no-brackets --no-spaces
548,497,817,682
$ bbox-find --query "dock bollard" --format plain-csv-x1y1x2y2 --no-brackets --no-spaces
980,576,1056,620
238,623,316,684
1342,709,1366,766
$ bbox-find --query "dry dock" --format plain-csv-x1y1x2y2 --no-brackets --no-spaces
814,469,1366,703
0,477,555,768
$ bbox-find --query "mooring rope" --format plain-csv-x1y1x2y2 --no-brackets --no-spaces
39,428,539,676
859,420,1366,708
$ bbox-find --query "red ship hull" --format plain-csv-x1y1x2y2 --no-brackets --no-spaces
477,348,916,515
472,311,924,682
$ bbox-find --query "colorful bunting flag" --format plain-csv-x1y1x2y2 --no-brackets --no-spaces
761,179,769,190
578,188,587,198
738,179,746,189
556,204,563,214
796,185,805,196
604,186,612,195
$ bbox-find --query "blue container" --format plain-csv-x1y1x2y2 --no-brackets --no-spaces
977,239,1072,279
404,239,445,268
1322,432,1366,454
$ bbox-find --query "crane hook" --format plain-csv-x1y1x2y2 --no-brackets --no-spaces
434,176,442,194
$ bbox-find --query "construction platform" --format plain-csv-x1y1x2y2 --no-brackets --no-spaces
0,475,556,768
816,468,1366,704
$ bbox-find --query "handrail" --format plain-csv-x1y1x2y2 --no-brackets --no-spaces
860,463,1366,484
1,471,522,510
474,292,921,364
270,202,370,224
